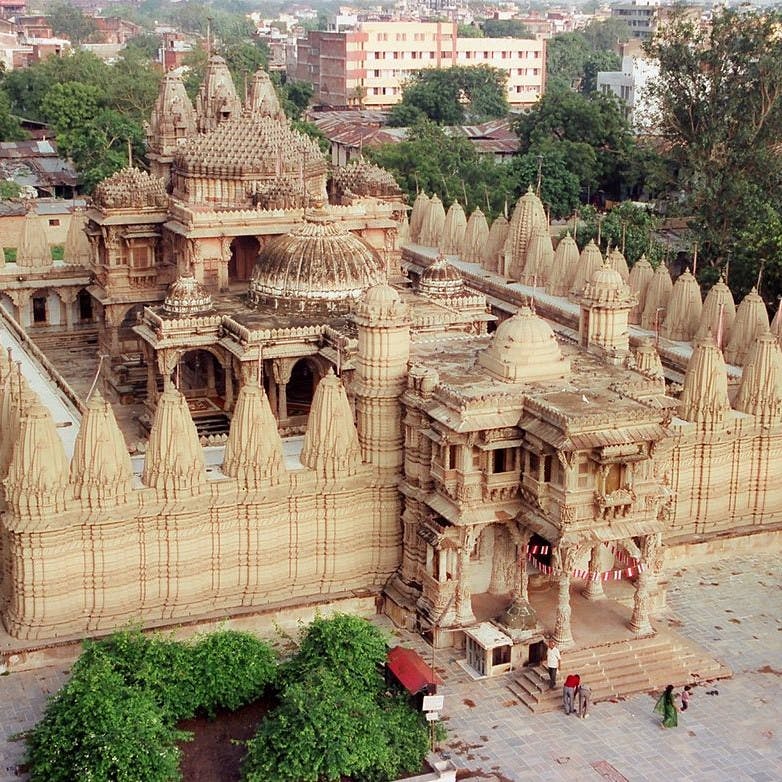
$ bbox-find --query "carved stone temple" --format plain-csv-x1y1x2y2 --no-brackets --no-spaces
0,63,781,668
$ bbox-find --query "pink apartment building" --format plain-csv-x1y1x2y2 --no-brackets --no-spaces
295,21,546,109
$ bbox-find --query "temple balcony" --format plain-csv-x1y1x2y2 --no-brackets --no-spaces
593,487,637,520
481,470,520,502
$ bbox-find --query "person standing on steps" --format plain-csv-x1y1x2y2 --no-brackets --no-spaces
577,681,592,719
546,639,561,689
563,673,580,714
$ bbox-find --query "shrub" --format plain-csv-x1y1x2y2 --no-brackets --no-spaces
279,613,388,693
243,614,433,782
191,629,277,716
26,653,186,782
243,667,389,782
88,630,200,721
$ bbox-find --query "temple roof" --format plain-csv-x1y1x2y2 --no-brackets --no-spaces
419,254,464,298
92,167,168,210
174,112,324,180
330,158,402,200
249,214,384,305
163,273,213,317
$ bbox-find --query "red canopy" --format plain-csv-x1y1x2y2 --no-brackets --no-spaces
387,646,442,695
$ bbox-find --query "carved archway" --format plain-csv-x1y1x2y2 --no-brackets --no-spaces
174,348,227,408
286,357,319,419
228,236,260,283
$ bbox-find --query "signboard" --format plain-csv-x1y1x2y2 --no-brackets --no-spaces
425,711,440,722
422,694,444,712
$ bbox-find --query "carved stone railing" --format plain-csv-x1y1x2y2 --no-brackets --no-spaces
482,471,520,502
594,487,637,520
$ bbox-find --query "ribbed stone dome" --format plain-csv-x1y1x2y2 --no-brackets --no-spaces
581,261,631,304
249,217,384,304
419,255,463,298
478,305,570,383
163,273,213,317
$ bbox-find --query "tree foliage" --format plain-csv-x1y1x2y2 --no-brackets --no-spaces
513,87,635,194
644,6,782,302
46,1,98,43
388,65,508,126
368,120,511,217
546,19,627,93
25,628,278,782
481,19,533,39
0,88,25,142
573,203,666,267
243,614,430,782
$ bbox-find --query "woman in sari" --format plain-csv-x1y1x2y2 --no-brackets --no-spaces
654,684,678,728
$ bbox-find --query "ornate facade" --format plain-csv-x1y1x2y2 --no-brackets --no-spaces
1,79,781,657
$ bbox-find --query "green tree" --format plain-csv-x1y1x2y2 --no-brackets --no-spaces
457,23,483,38
644,7,782,287
575,202,666,266
25,653,186,782
389,65,508,126
505,148,581,219
123,33,163,60
243,614,430,782
581,18,631,51
46,1,99,43
0,88,25,141
513,86,635,195
0,180,22,198
368,119,512,217
482,19,533,38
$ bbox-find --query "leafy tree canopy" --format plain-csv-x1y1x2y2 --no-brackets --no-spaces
388,65,508,126
368,119,513,218
0,88,25,142
546,28,627,94
457,23,483,38
46,1,98,43
505,147,581,220
481,19,534,39
644,6,782,301
513,86,635,193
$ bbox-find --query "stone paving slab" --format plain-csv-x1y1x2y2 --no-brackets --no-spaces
1,553,780,781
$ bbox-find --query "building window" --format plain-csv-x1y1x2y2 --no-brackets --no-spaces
48,218,60,226
445,444,457,470
32,296,47,323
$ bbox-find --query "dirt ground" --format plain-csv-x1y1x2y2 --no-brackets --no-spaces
177,698,273,782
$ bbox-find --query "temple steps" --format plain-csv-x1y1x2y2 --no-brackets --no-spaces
507,633,731,713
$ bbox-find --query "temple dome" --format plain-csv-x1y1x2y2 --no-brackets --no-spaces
92,167,167,210
581,260,631,304
249,217,384,304
419,255,464,298
330,158,402,200
163,273,213,317
172,112,326,208
478,305,570,383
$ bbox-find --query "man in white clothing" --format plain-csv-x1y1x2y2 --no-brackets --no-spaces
546,639,561,689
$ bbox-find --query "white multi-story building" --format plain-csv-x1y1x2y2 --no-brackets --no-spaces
597,53,659,131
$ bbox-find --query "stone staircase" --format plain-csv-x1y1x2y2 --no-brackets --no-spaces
507,633,732,713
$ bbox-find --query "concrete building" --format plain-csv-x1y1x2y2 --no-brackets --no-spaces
611,0,660,40
597,53,659,130
294,21,546,109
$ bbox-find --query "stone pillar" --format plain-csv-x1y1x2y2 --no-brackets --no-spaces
55,288,78,330
582,544,605,600
629,532,661,635
272,359,293,423
218,237,231,292
553,545,576,648
509,525,531,602
454,528,476,626
206,357,216,395
224,357,234,410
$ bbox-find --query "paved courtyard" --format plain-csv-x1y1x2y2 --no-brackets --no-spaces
1,553,780,782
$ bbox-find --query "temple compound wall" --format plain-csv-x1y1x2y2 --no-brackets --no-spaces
0,284,409,641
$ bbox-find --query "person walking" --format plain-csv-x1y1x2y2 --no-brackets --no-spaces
577,681,592,719
681,685,692,711
546,639,561,689
563,673,580,714
654,684,678,728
